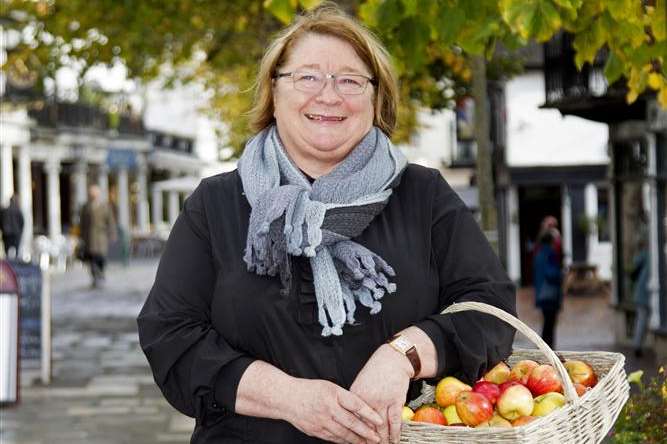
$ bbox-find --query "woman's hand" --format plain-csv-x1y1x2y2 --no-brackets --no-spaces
350,344,413,444
284,378,384,444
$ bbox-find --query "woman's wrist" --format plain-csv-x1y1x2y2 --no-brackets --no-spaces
235,360,299,422
391,326,438,379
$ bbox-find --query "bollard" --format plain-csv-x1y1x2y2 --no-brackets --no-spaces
0,260,20,405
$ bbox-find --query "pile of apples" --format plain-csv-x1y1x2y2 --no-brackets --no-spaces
403,359,598,428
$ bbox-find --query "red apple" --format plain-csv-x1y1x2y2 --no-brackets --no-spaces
496,384,535,421
498,380,522,394
412,406,446,425
564,359,598,388
574,382,590,397
483,362,511,384
509,360,539,385
473,380,501,405
526,364,563,396
435,376,472,408
512,415,538,427
455,391,494,426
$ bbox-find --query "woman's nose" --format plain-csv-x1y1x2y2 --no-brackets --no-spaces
315,78,343,104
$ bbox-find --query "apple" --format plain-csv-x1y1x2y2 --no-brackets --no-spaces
435,376,472,407
512,415,538,427
496,384,534,421
574,382,589,397
509,360,539,385
473,380,501,405
401,406,415,422
498,380,522,394
526,364,563,396
483,362,511,384
564,359,598,388
442,404,463,425
476,412,513,428
532,392,566,417
455,391,494,426
412,406,446,425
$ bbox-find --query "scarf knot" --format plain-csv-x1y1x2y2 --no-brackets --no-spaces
238,125,407,336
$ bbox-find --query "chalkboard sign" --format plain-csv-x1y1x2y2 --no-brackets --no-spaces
8,260,42,362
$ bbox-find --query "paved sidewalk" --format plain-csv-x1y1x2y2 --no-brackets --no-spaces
0,260,661,443
2,259,194,444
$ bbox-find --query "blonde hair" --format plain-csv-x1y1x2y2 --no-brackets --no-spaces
248,3,399,137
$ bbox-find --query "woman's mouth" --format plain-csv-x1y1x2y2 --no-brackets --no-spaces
305,113,346,122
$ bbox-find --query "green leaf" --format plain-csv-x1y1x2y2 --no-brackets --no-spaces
603,51,624,84
396,17,430,71
264,0,296,25
573,18,606,69
434,5,466,45
401,0,418,17
298,0,322,10
627,370,644,385
377,0,404,30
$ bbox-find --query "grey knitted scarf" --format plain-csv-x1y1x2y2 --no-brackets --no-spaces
238,125,408,336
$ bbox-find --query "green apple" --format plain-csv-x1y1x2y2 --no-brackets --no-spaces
531,392,566,417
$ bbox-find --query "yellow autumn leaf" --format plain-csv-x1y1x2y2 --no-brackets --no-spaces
648,73,664,90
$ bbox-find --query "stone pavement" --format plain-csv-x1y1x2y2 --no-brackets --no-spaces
0,259,661,443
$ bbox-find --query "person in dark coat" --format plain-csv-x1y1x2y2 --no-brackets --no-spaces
79,184,116,288
533,231,563,348
137,5,517,444
1,195,24,258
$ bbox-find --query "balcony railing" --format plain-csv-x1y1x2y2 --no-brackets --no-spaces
28,102,145,135
543,32,645,122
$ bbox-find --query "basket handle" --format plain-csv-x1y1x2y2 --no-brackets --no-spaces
441,301,579,402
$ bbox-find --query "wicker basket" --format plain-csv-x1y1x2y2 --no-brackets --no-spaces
401,302,630,444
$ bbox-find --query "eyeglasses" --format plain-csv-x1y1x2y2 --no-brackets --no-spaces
273,70,376,96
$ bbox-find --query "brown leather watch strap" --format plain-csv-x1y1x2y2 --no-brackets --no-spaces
387,334,422,379
404,345,421,379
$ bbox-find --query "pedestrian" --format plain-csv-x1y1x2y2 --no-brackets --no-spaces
79,184,116,288
137,5,516,444
0,195,25,259
533,230,563,348
534,215,562,264
630,241,650,357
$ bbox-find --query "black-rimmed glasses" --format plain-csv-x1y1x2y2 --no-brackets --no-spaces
273,70,376,96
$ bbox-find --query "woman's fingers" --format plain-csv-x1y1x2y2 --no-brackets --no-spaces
387,404,403,444
337,390,383,427
332,407,381,443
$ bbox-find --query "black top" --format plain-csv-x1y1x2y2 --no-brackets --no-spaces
137,164,516,443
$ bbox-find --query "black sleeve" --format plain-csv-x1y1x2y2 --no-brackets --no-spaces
137,181,255,422
413,171,517,384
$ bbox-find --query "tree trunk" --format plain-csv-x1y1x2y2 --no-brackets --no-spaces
471,55,498,250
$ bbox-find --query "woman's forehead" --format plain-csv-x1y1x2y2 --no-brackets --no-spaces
283,33,370,73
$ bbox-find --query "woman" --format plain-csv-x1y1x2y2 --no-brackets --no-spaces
138,5,516,444
533,231,562,348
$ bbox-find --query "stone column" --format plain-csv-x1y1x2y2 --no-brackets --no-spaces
151,187,163,230
168,191,179,226
44,158,62,240
97,164,109,202
117,167,130,231
561,185,573,268
646,133,661,329
73,159,88,211
17,145,33,256
507,186,521,283
0,143,14,207
136,162,150,233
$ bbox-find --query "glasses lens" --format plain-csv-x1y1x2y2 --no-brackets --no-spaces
293,71,324,92
336,75,366,95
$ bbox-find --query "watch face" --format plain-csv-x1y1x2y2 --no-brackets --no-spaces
392,336,412,353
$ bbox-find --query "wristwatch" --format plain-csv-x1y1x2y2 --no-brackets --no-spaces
387,334,421,379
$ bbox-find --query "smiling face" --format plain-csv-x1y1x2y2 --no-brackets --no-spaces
273,33,375,176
